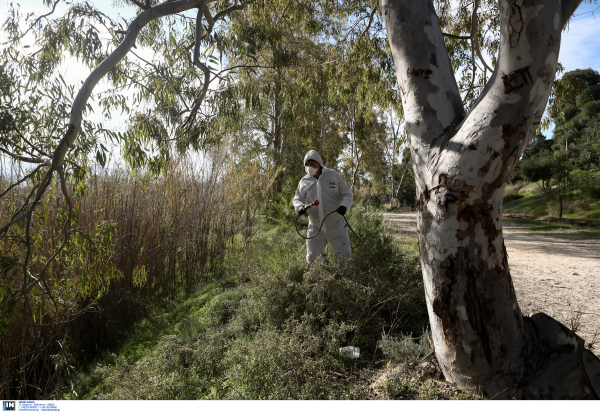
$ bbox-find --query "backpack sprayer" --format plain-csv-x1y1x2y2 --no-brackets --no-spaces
294,199,362,244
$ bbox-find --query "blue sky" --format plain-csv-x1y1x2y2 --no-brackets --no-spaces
558,1,600,75
539,1,600,136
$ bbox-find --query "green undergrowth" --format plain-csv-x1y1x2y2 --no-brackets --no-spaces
59,206,456,400
502,188,549,216
503,182,600,219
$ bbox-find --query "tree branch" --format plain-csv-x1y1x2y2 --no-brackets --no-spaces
465,23,477,104
183,1,211,130
60,0,208,166
9,179,41,222
561,0,585,27
129,0,151,10
396,159,411,198
14,126,52,158
471,0,493,73
179,0,255,133
0,164,45,199
439,0,569,197
442,32,471,40
0,0,218,237
213,0,248,22
0,147,50,165
26,166,72,312
203,4,215,26
380,0,465,146
8,0,60,43
359,7,378,39
58,166,75,224
251,118,273,137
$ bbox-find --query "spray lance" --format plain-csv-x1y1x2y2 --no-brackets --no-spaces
294,199,362,244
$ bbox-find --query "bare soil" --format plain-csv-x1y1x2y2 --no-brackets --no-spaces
384,212,600,356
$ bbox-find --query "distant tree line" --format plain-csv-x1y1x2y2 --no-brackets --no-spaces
512,68,600,218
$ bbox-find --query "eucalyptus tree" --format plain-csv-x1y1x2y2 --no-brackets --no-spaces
519,68,600,211
394,147,415,206
384,112,404,199
215,0,399,195
319,2,400,197
335,108,389,195
381,0,600,399
218,13,332,192
549,68,600,170
521,149,572,218
1,0,258,221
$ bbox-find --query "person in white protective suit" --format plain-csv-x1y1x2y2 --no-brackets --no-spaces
293,150,353,263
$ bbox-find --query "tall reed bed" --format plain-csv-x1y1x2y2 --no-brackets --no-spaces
0,151,275,398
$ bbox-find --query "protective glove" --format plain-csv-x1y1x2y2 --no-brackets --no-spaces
336,206,347,215
297,206,307,216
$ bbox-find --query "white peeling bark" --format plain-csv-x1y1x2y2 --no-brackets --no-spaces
381,0,599,398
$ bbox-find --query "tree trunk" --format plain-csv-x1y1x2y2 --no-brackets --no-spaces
351,113,365,191
391,168,395,200
395,160,410,200
389,115,398,200
559,193,563,220
381,0,600,398
272,78,284,191
350,110,357,190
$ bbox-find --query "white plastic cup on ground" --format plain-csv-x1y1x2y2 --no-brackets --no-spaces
339,346,360,359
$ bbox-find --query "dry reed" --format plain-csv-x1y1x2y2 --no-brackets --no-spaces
0,150,276,398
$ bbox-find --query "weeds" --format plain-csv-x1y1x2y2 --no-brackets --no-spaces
378,332,430,364
586,327,600,352
385,375,414,399
418,380,440,400
60,207,432,400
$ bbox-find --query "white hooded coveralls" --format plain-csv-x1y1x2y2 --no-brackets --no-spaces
293,150,353,262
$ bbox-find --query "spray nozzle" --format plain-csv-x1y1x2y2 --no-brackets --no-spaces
306,199,319,209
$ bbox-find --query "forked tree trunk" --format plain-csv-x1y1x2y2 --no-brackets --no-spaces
381,0,600,398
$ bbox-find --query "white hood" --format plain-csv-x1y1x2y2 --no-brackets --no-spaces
303,150,324,168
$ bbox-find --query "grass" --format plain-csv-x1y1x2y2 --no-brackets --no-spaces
503,181,600,220
56,206,482,400
503,217,600,239
503,181,600,238
503,188,549,216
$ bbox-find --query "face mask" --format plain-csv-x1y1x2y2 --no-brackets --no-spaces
305,166,318,176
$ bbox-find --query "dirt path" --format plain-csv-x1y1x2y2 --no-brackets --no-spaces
384,213,600,354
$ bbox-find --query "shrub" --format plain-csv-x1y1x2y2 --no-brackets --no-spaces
573,169,600,200
63,205,428,400
378,332,430,364
385,374,414,399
